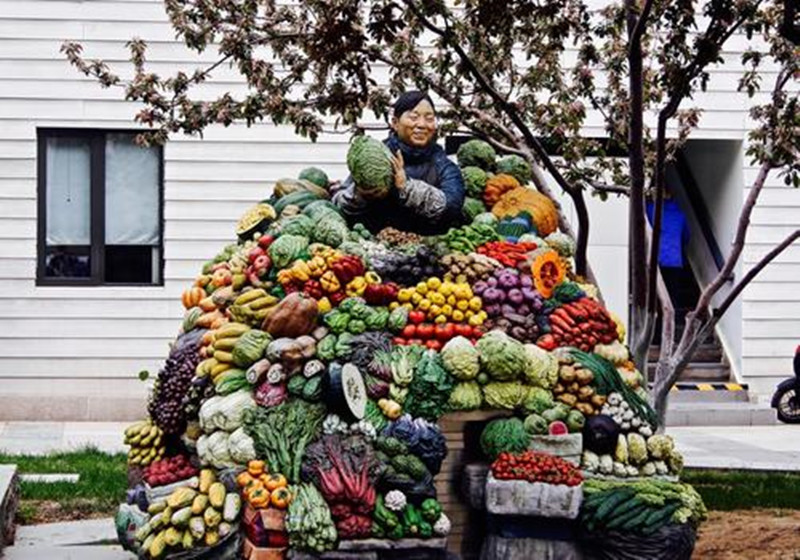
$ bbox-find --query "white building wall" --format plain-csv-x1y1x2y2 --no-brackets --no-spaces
0,0,797,417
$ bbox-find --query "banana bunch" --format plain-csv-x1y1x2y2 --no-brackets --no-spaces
196,322,250,380
124,418,165,466
227,289,278,326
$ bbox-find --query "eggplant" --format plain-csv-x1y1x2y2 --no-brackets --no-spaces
324,362,367,422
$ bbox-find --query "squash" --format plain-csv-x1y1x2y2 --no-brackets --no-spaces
530,249,566,298
491,186,559,236
483,173,520,206
261,292,319,338
236,203,277,242
274,178,329,199
182,287,206,309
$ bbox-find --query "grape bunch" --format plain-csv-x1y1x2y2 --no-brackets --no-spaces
182,375,215,421
149,334,202,434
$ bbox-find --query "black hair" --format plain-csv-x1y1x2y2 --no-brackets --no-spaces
392,90,435,118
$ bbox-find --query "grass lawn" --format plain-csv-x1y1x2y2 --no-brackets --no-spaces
682,468,800,510
0,446,127,524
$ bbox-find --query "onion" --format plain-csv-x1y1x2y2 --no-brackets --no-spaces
520,275,533,288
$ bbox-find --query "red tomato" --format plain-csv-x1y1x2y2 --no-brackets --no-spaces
408,339,424,347
536,334,557,351
425,339,443,351
392,337,407,346
454,324,473,338
401,325,417,338
408,310,426,325
434,323,455,341
416,323,435,339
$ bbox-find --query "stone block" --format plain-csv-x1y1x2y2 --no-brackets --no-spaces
484,475,582,519
461,463,490,509
480,534,583,560
529,434,583,458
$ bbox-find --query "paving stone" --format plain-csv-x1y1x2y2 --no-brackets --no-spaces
0,464,19,551
14,518,116,547
3,545,135,559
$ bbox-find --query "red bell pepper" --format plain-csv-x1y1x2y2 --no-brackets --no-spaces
330,255,365,284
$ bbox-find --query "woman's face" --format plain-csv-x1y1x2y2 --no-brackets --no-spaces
392,99,437,148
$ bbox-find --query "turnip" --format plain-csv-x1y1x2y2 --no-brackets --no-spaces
507,288,524,305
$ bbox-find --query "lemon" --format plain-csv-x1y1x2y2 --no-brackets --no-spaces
454,284,472,300
389,301,399,310
426,277,442,290
418,298,432,311
452,310,465,322
415,282,428,295
438,282,454,297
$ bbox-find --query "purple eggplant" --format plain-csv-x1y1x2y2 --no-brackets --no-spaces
482,287,506,304
472,280,489,295
501,303,517,316
484,303,501,317
507,288,524,305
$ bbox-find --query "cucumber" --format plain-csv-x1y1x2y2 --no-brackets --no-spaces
605,503,651,530
595,488,635,521
620,507,654,532
606,496,644,520
640,503,682,535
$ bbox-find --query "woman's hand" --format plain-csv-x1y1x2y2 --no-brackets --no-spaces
392,150,406,191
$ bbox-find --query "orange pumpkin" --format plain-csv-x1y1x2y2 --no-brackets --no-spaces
236,471,254,488
492,187,559,236
265,474,287,491
483,173,520,206
531,249,566,298
182,287,206,309
248,460,266,477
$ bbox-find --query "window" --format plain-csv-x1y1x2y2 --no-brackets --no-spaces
37,129,163,285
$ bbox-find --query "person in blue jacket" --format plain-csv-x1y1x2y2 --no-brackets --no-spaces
333,91,466,234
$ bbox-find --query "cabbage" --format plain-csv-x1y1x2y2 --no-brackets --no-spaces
482,382,527,410
457,139,496,170
523,344,559,388
522,386,554,414
461,166,488,198
447,381,483,411
476,331,526,381
495,155,532,184
347,136,394,197
440,336,479,380
523,413,548,435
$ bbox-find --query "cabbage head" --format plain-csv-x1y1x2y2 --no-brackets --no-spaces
457,139,496,170
476,331,526,381
482,382,527,410
495,155,532,184
347,136,393,197
627,433,648,465
462,197,486,222
461,166,487,197
522,386,554,414
441,336,479,380
447,381,483,411
522,344,559,388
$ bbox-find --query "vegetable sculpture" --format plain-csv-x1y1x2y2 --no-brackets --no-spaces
115,153,702,559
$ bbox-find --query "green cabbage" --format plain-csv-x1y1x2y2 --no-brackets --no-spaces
523,413,549,435
447,381,483,411
476,331,526,381
495,155,532,184
347,136,394,197
440,336,479,380
268,234,309,269
461,166,488,198
457,139,496,170
462,197,487,222
480,418,529,460
522,386,554,414
522,344,559,388
298,167,330,189
482,382,527,410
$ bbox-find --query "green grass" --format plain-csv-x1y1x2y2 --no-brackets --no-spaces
0,446,128,524
683,468,800,511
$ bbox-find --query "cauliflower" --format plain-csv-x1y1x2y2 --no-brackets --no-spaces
599,454,614,475
654,460,669,475
668,451,685,474
613,461,628,478
433,513,452,536
640,462,657,477
646,434,675,460
614,435,629,464
523,344,559,389
627,433,648,466
582,450,600,472
384,490,407,512
639,425,654,437
441,336,480,380
625,465,640,477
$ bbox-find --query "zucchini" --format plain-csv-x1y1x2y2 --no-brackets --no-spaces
640,503,682,535
606,496,644,520
605,503,651,530
620,507,655,532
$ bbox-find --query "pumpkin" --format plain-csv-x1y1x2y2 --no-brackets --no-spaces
483,173,520,206
182,287,206,309
491,187,559,236
531,249,566,299
261,292,319,338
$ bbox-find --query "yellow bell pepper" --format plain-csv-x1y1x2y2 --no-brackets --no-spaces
276,269,294,286
345,276,367,297
364,271,382,285
290,260,311,282
320,270,341,293
307,256,327,278
317,297,332,314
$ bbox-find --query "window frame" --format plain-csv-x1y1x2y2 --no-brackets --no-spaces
36,128,165,287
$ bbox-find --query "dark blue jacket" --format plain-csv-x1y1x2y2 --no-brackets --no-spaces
334,134,466,235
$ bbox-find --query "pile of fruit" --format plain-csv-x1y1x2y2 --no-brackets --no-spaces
114,139,704,559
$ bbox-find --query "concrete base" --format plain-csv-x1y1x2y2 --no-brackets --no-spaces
665,402,778,426
0,465,19,552
0,395,145,422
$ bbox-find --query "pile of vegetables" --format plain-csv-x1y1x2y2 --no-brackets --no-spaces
115,151,705,557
